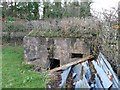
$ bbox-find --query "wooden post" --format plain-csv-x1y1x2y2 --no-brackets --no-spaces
49,55,94,73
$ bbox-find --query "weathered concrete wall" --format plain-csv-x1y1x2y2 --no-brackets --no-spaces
54,38,89,65
23,37,49,69
23,36,90,69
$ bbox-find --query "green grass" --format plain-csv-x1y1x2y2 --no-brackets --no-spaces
2,46,46,88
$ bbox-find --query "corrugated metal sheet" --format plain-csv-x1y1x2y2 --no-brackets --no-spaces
94,74,103,88
58,52,120,89
97,52,120,88
92,60,113,88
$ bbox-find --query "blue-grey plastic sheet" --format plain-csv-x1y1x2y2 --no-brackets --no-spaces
72,64,82,83
75,74,90,89
59,66,71,88
72,62,91,89
82,61,91,80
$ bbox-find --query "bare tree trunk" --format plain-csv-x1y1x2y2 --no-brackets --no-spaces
2,1,7,18
117,1,120,78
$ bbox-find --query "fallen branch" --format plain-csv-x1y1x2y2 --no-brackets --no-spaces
49,55,94,73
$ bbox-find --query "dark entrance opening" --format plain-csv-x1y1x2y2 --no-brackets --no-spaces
49,58,60,69
71,53,83,58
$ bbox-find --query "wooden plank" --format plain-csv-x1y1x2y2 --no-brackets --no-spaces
49,55,94,73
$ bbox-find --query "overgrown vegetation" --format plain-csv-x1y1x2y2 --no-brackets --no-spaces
28,18,100,38
2,0,92,20
2,46,47,88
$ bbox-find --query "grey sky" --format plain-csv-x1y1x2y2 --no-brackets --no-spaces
91,0,119,12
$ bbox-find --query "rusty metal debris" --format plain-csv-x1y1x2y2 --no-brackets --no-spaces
47,52,120,89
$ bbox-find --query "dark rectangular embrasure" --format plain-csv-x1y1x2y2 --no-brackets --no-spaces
71,53,83,58
49,58,60,70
